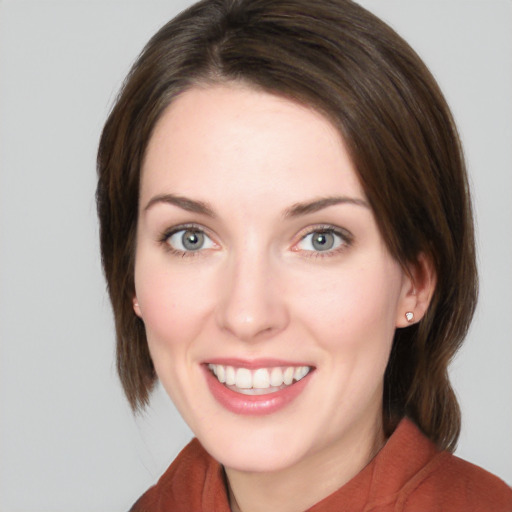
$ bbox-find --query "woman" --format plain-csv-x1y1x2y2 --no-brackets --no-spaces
96,0,512,510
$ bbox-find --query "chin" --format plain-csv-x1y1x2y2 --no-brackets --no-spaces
213,443,304,474
196,421,313,473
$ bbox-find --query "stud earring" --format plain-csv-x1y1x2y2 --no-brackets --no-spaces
405,311,414,323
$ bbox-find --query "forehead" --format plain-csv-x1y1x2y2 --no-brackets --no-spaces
140,84,365,206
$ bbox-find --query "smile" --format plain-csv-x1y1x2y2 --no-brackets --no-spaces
204,361,313,415
208,364,311,395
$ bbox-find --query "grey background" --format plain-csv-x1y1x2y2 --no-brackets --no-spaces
0,1,510,510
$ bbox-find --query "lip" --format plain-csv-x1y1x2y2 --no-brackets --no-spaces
206,357,309,369
203,360,313,416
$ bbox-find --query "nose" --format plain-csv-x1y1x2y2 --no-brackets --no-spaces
215,249,289,342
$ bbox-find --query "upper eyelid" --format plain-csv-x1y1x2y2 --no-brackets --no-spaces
162,223,212,238
295,224,353,242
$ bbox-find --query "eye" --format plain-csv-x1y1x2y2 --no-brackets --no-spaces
165,228,215,252
296,229,348,253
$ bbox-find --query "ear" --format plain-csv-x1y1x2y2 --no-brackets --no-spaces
396,253,436,328
133,296,142,318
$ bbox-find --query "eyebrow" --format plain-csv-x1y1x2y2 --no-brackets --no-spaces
143,193,369,218
284,196,370,218
144,194,215,217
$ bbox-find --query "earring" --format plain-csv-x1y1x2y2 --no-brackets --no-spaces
405,311,414,323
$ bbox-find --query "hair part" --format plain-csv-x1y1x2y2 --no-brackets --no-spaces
97,0,477,449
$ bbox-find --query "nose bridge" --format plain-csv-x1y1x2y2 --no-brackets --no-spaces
216,239,288,341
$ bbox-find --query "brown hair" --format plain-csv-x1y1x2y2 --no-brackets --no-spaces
97,0,477,451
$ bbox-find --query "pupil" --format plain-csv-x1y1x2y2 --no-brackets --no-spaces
312,232,334,251
182,230,204,251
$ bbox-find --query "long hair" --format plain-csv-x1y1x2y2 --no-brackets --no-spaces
97,0,477,451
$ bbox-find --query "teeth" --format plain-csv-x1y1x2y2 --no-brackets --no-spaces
226,366,236,386
217,364,226,383
236,368,252,389
270,367,283,387
253,368,270,388
294,366,309,380
208,363,311,390
283,367,294,385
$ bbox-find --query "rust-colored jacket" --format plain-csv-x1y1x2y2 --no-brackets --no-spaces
130,418,512,511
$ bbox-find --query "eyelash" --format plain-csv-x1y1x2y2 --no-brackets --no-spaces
159,223,217,258
293,225,354,258
158,224,353,258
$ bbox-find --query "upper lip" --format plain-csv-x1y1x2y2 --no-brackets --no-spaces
204,357,314,369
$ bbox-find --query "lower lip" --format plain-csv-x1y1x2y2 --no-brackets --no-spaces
204,366,312,416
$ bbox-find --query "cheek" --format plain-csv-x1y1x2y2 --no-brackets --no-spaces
134,259,214,350
133,261,216,412
292,258,403,354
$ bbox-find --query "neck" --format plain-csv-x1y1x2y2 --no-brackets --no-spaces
225,414,385,512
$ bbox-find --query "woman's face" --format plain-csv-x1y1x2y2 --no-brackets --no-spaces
134,84,412,473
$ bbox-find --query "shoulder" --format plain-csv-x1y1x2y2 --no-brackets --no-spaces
399,445,512,511
366,418,512,512
129,438,229,512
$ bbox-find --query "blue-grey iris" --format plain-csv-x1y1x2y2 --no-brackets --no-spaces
312,232,335,251
182,230,204,250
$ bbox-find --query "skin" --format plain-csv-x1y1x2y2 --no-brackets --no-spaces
133,84,434,512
